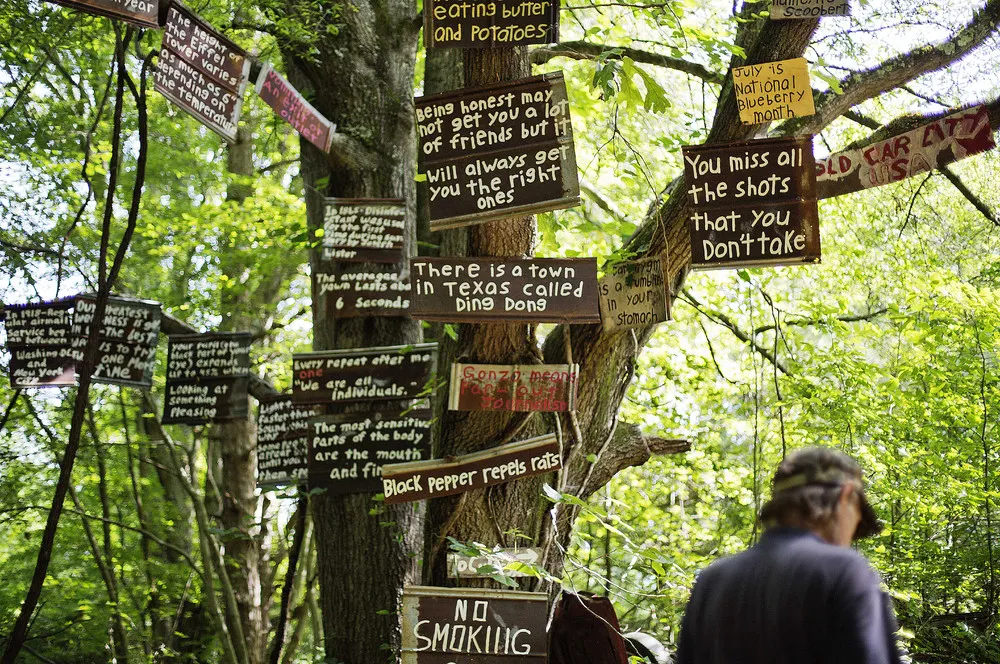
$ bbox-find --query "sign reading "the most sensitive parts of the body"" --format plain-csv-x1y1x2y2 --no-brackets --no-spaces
291,344,437,404
424,0,560,47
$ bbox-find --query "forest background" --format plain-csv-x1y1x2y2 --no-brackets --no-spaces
0,0,998,662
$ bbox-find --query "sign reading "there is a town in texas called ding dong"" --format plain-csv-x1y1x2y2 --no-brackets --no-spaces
45,0,159,27
683,136,820,269
381,433,560,504
256,64,335,153
291,343,437,405
401,586,548,664
162,333,251,425
598,256,670,331
3,299,76,388
154,3,250,142
322,198,406,263
424,0,559,47
449,363,578,412
257,397,325,486
732,58,815,125
307,410,433,495
416,72,579,230
770,0,849,20
816,105,996,199
409,257,600,323
71,295,161,387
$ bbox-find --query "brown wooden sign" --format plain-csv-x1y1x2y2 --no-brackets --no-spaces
817,106,995,199
307,409,433,494
598,256,670,331
425,0,559,48
449,363,578,412
416,73,579,230
162,333,251,425
71,295,161,387
683,136,821,269
257,397,325,486
770,0,849,19
401,586,548,664
321,198,406,263
154,3,250,142
409,257,600,323
292,343,437,405
46,0,159,27
314,263,411,318
4,300,76,388
381,433,559,504
448,547,542,578
256,64,335,153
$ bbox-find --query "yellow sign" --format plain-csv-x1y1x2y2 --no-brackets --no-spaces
733,58,815,125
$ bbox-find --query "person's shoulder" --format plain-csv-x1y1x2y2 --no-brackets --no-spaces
800,539,882,589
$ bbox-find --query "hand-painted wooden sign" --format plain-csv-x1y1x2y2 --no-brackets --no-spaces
401,586,548,663
425,0,559,47
162,333,251,425
416,73,579,230
683,136,820,269
45,0,159,28
257,397,325,486
448,547,542,578
71,295,161,387
449,363,578,412
732,58,814,125
598,256,670,331
154,3,250,142
409,257,600,323
292,343,437,405
770,0,849,19
381,433,559,504
256,64,335,153
817,106,995,199
307,409,433,494
322,198,406,263
314,264,411,318
3,300,76,388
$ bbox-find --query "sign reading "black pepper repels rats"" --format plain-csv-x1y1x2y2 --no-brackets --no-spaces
3,300,76,388
425,0,560,47
71,295,161,387
416,73,579,230
292,344,438,405
154,3,250,142
45,0,159,27
257,397,325,486
683,136,820,269
162,333,251,425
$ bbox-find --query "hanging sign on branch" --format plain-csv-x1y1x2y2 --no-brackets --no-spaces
448,363,578,412
307,409,433,494
424,0,560,48
401,586,548,664
322,198,406,263
154,2,250,142
416,72,580,230
3,300,76,388
314,264,411,318
257,397,325,486
816,105,995,198
733,58,815,125
770,0,849,19
45,0,159,28
598,256,670,331
256,64,335,153
71,295,161,387
683,136,820,269
291,343,438,405
162,332,251,425
409,257,600,323
381,433,560,504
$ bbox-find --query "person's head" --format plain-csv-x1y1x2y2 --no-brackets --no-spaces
758,446,882,546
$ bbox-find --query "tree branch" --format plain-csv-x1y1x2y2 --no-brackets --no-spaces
530,41,724,84
939,164,999,226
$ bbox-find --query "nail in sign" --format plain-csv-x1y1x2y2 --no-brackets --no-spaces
683,136,820,269
257,397,325,486
732,58,815,125
425,0,559,47
449,363,578,412
44,0,159,28
3,299,76,388
292,344,438,405
162,333,251,425
381,434,560,504
256,64,335,153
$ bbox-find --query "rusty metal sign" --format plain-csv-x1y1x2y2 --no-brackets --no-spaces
409,257,600,323
313,263,411,318
449,363,578,412
598,256,670,331
4,299,76,388
162,333,251,425
291,343,437,405
683,136,820,269
322,198,406,263
45,0,159,28
425,0,559,48
307,409,433,495
154,2,250,142
416,72,579,230
770,0,849,19
71,295,161,387
448,547,542,578
257,397,325,486
401,586,548,664
817,106,995,199
256,64,335,153
381,433,560,504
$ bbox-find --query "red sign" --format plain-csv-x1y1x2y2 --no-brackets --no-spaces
256,64,335,153
448,363,578,412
